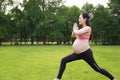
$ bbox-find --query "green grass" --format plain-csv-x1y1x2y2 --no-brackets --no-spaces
0,45,120,80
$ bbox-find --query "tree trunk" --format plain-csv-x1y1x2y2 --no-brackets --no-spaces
31,36,34,45
0,39,1,45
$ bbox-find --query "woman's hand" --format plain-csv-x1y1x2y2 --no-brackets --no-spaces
73,23,78,31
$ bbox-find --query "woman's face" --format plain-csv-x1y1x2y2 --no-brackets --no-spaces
79,14,86,25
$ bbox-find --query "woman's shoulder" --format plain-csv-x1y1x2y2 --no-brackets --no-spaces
86,26,91,28
83,26,91,30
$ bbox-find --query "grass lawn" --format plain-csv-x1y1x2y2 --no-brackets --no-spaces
0,45,120,80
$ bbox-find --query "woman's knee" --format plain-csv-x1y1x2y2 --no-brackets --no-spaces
61,57,68,64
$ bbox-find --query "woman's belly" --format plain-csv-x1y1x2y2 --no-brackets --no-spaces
72,39,90,54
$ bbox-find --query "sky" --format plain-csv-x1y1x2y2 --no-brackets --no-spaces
6,0,109,14
63,0,109,8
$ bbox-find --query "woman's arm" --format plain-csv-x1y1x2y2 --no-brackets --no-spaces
73,27,91,35
71,31,76,38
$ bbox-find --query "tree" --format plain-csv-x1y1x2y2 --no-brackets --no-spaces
108,0,120,45
108,0,120,16
22,0,63,44
22,0,40,44
51,5,68,44
82,2,94,13
0,0,13,45
91,4,119,45
0,12,9,45
0,0,119,45
10,6,23,45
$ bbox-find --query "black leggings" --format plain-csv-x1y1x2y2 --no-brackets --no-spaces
57,49,114,80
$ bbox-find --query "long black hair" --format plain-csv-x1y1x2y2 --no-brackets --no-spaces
81,12,90,26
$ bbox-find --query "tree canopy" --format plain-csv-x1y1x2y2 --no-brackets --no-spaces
0,0,120,45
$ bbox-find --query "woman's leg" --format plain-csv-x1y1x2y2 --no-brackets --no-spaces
83,49,114,80
56,53,82,79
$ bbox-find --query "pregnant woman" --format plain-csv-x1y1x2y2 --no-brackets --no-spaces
54,13,115,80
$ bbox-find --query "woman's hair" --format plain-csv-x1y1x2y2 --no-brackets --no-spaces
81,13,90,26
